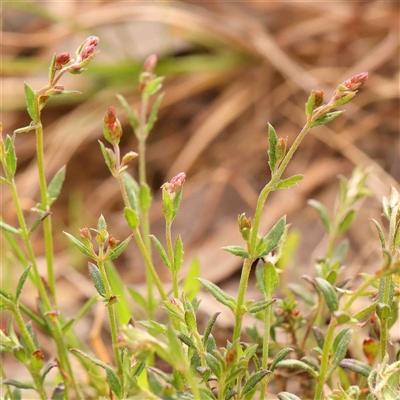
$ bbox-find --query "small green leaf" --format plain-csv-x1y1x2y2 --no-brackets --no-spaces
353,300,378,321
268,123,278,173
162,190,174,223
97,214,107,231
12,345,26,364
311,111,343,127
143,76,164,97
241,370,270,396
107,235,132,260
70,348,109,369
183,257,200,301
197,278,236,310
288,283,315,306
63,232,93,258
277,392,302,400
174,235,184,273
270,348,294,372
247,299,276,314
340,358,372,377
106,366,122,399
312,327,325,349
123,172,139,213
203,312,220,346
204,352,222,380
127,287,147,309
305,92,315,118
24,82,38,121
47,166,66,205
116,94,138,136
338,210,356,234
139,183,152,213
15,266,31,302
178,332,196,349
274,175,304,190
2,379,35,390
146,93,164,136
150,235,171,269
276,359,319,379
315,277,339,313
370,219,386,249
0,221,20,236
260,216,286,256
99,141,114,175
308,199,330,231
30,349,44,372
256,262,279,298
124,207,139,230
184,310,197,332
222,245,250,258
332,92,356,107
376,302,391,321
88,262,106,297
328,329,353,378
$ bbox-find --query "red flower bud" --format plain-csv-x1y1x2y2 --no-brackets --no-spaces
81,44,96,61
342,72,368,91
55,52,71,69
108,235,119,249
103,107,123,143
163,172,186,195
80,227,91,240
143,54,157,74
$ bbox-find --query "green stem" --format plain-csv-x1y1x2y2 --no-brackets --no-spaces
98,256,123,379
315,319,336,400
260,299,273,399
166,221,178,298
133,228,167,301
12,305,47,400
233,258,254,343
35,122,56,302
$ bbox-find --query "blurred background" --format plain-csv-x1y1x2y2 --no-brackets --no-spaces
1,0,399,386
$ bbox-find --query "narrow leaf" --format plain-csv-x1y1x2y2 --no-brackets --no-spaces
63,232,93,258
107,235,133,260
124,207,139,230
222,245,250,259
260,216,286,256
47,166,66,205
353,300,378,321
327,329,353,378
305,92,315,118
247,299,275,314
123,172,139,213
88,262,106,297
338,210,356,234
178,332,196,349
70,348,109,369
276,360,319,379
268,123,278,173
2,379,35,390
270,348,294,372
139,183,152,213
106,366,122,399
99,141,114,175
311,111,343,127
116,94,138,135
370,219,386,249
146,93,164,136
183,257,200,301
0,221,20,235
127,287,147,309
174,235,184,273
150,235,171,269
15,265,31,302
204,352,222,380
274,175,304,190
340,358,372,377
24,82,38,121
203,312,220,346
277,392,302,400
197,278,236,310
241,370,270,396
308,200,330,231
256,262,279,298
315,277,339,313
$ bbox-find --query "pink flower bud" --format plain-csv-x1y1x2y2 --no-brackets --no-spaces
143,54,157,74
81,44,96,61
80,227,91,240
55,52,71,69
103,107,123,143
342,72,368,91
163,172,186,195
108,235,119,249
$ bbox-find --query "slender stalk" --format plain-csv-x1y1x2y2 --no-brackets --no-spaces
35,122,56,302
98,255,123,379
166,221,178,298
12,306,47,400
133,228,167,301
315,319,336,400
259,302,273,399
233,258,254,343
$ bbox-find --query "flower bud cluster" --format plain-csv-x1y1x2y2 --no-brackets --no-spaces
332,72,368,106
103,107,123,144
162,172,186,199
